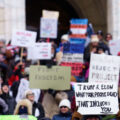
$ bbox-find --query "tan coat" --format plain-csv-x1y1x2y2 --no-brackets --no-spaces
42,92,68,119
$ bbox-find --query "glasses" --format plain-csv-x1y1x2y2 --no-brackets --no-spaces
60,106,67,108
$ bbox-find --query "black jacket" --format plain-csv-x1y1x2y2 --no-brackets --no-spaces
0,93,16,114
32,102,45,120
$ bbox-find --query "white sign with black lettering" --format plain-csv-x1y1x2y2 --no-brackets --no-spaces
89,53,120,83
75,83,119,115
27,43,51,60
62,54,83,63
11,30,37,47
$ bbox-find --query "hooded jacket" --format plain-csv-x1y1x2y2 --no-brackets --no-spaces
14,99,32,115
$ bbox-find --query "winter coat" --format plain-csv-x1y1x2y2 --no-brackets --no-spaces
32,102,45,120
0,98,8,114
52,112,72,120
0,93,16,114
14,99,32,115
42,92,68,119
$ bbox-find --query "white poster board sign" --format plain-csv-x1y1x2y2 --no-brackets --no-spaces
27,43,51,60
89,53,120,83
11,30,37,47
62,54,83,63
75,83,119,115
16,78,41,103
40,18,58,38
42,10,59,19
109,39,120,55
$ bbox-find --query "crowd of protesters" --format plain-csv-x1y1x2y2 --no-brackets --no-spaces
0,27,120,120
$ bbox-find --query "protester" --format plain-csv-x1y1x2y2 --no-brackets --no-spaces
84,34,99,62
52,99,72,120
14,99,32,115
0,82,16,114
25,90,45,120
42,90,68,119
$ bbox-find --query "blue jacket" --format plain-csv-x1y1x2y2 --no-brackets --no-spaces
52,112,72,120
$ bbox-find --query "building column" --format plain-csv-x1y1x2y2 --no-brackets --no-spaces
0,0,26,43
107,0,120,40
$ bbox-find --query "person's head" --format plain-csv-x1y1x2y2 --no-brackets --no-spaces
25,90,34,103
24,67,30,79
1,83,9,94
61,34,69,44
90,35,99,47
0,39,5,48
59,99,71,114
84,116,100,120
97,46,105,54
97,30,104,40
105,33,112,42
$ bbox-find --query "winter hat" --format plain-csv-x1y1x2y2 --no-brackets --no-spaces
91,35,99,43
61,34,69,41
59,99,71,109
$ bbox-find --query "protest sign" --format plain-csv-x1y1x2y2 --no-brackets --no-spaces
63,43,85,54
29,66,71,90
42,10,59,19
40,18,58,38
109,39,120,55
27,43,51,60
69,38,86,44
75,83,119,115
16,78,41,103
89,53,120,83
62,54,83,63
0,115,37,120
60,62,83,76
11,30,37,47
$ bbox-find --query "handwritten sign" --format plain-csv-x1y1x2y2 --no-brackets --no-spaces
29,66,71,90
11,30,37,47
62,54,83,63
89,53,120,83
27,43,51,60
109,39,120,55
40,18,58,38
75,83,119,115
63,43,85,54
60,62,83,76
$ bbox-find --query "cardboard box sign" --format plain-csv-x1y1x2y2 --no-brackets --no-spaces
29,66,71,90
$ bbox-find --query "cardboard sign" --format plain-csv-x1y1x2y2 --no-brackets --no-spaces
75,83,119,115
29,66,71,90
63,43,85,54
40,18,58,38
62,54,83,63
60,62,83,76
89,53,120,83
11,30,37,47
27,43,51,60
42,10,59,19
0,115,37,120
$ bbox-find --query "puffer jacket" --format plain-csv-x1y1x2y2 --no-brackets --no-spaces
52,112,72,120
